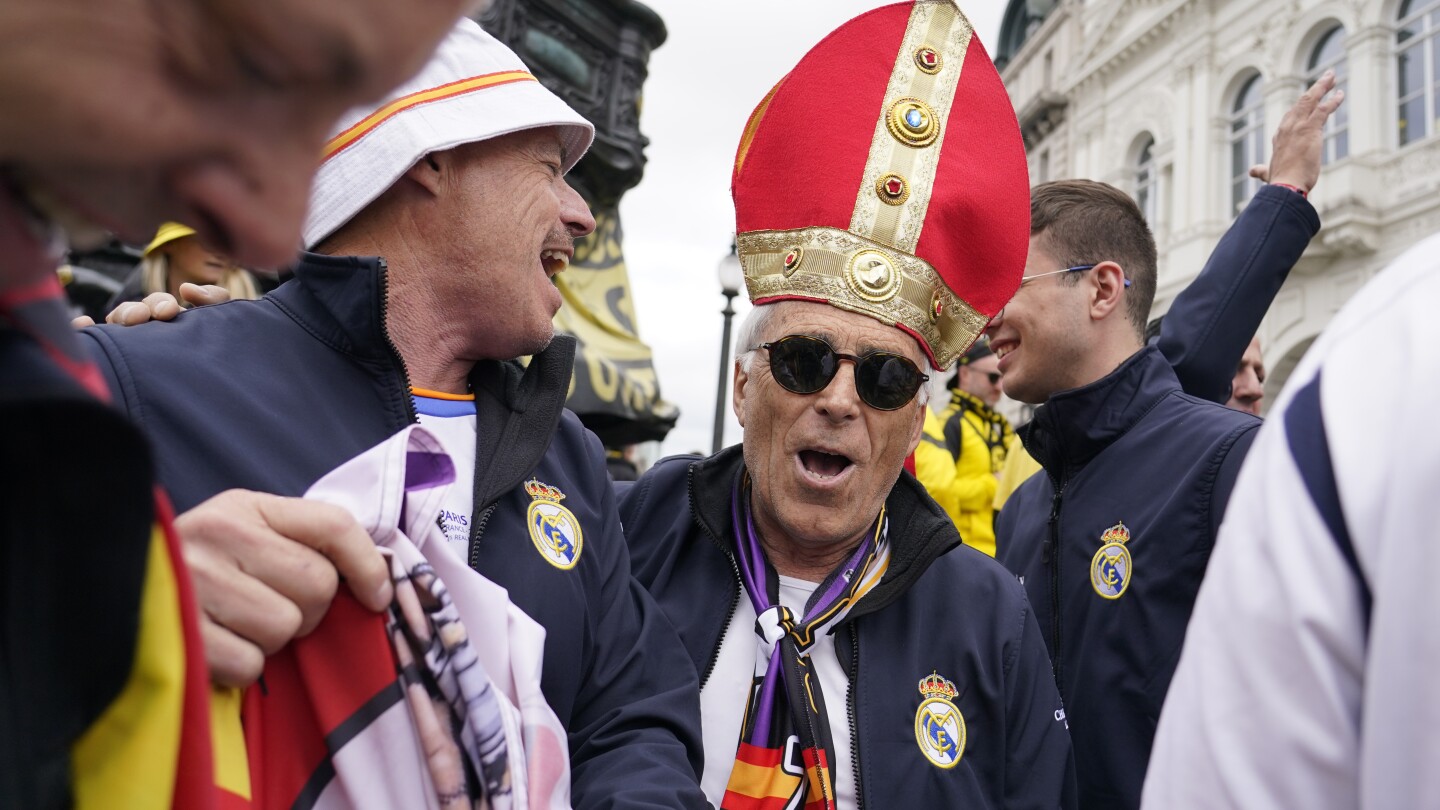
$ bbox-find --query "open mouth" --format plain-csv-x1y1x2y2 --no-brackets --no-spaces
541,249,570,277
798,448,854,481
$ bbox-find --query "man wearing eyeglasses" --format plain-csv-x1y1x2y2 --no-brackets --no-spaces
618,4,1074,809
915,338,1015,556
990,69,1343,810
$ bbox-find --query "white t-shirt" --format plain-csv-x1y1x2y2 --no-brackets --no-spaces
412,389,477,559
699,575,855,809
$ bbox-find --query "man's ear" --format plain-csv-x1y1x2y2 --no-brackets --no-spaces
402,153,445,197
1088,261,1128,322
732,357,750,429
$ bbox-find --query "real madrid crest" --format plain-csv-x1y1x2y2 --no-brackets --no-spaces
525,479,583,570
914,671,965,769
1090,521,1132,599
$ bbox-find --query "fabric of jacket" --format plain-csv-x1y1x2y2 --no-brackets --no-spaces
79,251,710,809
619,446,1077,810
995,346,1260,810
914,389,1013,556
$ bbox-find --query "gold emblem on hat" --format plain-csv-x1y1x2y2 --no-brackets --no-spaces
846,250,901,303
886,97,940,148
914,46,943,74
876,173,910,206
782,247,805,277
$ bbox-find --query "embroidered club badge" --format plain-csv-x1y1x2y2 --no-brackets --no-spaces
914,671,965,769
525,479,583,570
1090,521,1132,599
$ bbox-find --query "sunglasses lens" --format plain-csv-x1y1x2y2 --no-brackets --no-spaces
768,336,838,394
855,353,924,410
988,372,1002,385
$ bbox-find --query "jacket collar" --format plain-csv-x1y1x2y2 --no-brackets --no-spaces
278,251,575,508
951,388,1004,423
1021,344,1180,485
686,444,960,618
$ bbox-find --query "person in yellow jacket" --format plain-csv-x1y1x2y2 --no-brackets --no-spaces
916,339,1013,556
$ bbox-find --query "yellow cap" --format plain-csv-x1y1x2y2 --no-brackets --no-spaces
143,222,197,257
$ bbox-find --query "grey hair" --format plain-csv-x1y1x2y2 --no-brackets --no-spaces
734,303,781,374
732,302,932,407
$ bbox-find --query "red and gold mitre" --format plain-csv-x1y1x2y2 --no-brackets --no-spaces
732,0,1029,370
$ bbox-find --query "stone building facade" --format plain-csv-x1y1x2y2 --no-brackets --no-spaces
996,0,1440,400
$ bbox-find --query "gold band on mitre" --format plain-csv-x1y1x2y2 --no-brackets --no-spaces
740,227,987,369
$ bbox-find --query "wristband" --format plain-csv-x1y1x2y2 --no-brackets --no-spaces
1271,182,1308,198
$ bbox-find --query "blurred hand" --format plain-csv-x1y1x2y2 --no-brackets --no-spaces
1248,69,1345,192
176,489,393,688
101,283,232,326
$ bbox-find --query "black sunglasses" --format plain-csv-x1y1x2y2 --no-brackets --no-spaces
755,334,929,411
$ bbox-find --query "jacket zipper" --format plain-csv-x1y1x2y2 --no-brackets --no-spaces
468,503,498,570
691,465,742,690
846,622,865,810
376,258,419,427
1044,475,1066,695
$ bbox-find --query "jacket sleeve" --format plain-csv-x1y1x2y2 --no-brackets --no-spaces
568,438,710,810
1157,184,1319,403
77,327,135,420
1003,585,1078,810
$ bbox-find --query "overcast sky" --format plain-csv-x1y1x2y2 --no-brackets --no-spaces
616,2,1007,456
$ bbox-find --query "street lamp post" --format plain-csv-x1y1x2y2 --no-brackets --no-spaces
712,240,743,454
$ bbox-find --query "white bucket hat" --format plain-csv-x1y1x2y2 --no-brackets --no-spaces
303,18,595,250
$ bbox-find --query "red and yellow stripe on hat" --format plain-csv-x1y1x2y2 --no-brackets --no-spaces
731,0,1029,370
321,70,538,163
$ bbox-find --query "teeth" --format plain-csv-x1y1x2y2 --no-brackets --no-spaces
541,249,570,273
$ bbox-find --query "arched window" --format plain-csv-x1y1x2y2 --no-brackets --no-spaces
1308,26,1348,162
1135,136,1158,225
1398,0,1440,146
1231,75,1265,213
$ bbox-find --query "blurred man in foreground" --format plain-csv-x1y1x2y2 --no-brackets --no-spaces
0,0,470,805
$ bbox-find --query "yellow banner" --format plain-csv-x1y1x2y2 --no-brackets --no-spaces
553,206,678,445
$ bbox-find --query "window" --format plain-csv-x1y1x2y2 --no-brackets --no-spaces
1037,150,1050,183
1308,26,1348,162
1135,136,1158,225
1398,0,1440,146
1231,75,1265,212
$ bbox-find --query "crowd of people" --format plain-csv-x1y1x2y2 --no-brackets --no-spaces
1,0,1432,809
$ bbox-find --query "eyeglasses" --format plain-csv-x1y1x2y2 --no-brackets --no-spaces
994,264,1131,322
754,334,929,411
1018,264,1132,289
984,371,1002,385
